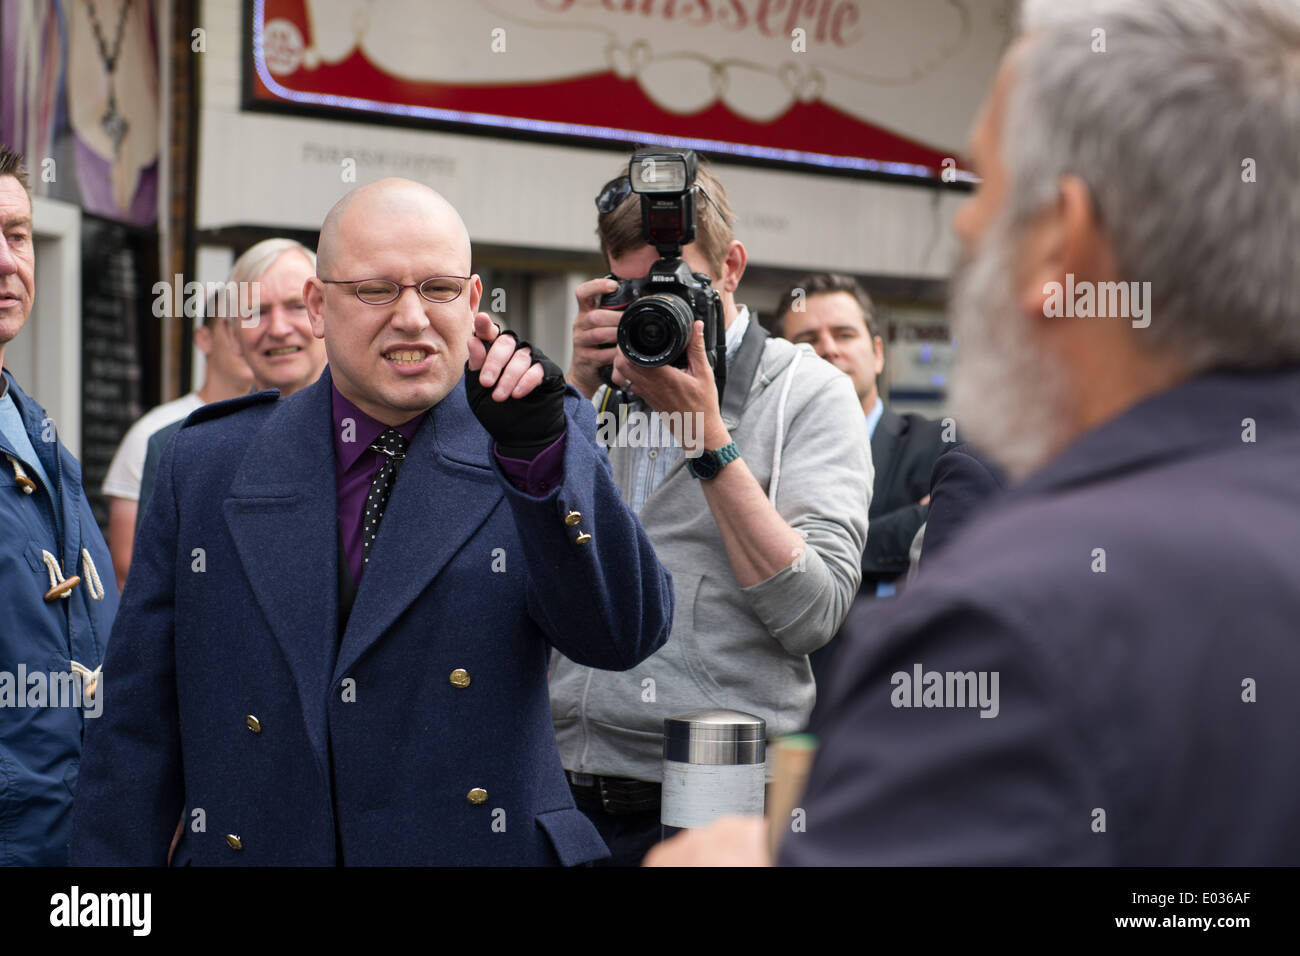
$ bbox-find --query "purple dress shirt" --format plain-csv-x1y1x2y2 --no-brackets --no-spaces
331,384,565,585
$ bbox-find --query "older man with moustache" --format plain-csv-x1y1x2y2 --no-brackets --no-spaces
134,239,327,529
71,178,673,866
648,0,1300,866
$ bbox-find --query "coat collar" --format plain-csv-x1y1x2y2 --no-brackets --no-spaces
1,367,85,570
1015,365,1300,498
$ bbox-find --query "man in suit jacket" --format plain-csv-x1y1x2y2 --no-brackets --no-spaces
774,274,948,682
645,0,1300,866
775,274,948,594
70,178,673,866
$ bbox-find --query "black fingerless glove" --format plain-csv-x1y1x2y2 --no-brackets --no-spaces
464,334,567,459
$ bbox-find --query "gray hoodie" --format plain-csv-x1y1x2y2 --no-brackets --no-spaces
549,334,872,782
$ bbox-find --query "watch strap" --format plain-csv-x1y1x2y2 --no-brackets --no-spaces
688,441,740,480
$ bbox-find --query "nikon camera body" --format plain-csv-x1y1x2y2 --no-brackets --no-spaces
599,148,727,400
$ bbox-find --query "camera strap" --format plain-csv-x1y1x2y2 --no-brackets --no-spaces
720,319,770,430
595,383,632,449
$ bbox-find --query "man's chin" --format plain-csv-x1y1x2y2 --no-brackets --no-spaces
255,360,317,394
0,309,29,336
379,376,455,415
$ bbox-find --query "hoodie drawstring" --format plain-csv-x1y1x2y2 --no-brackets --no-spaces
767,349,802,508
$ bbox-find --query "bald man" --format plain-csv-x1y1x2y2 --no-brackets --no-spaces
69,178,674,866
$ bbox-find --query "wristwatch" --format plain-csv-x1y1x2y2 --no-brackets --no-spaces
687,441,740,480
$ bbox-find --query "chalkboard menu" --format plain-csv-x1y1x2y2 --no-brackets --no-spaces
79,216,159,533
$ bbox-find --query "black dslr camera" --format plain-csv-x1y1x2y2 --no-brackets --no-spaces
599,149,726,399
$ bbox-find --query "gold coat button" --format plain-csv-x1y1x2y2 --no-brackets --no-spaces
575,532,592,545
245,715,262,734
467,788,488,805
564,510,581,526
225,834,243,851
449,669,471,689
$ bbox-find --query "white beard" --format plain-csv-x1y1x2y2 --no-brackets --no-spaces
948,217,1073,483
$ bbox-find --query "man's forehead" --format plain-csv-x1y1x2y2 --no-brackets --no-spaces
968,45,1022,168
803,292,868,322
258,258,313,294
0,176,33,222
338,219,469,271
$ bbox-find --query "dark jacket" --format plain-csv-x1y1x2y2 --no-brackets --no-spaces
919,442,1007,564
783,367,1300,864
0,369,118,865
135,417,181,538
809,406,948,686
861,407,949,588
70,368,673,866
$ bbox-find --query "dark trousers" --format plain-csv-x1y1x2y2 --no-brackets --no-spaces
570,787,663,867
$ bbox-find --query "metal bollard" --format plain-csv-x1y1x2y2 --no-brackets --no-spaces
661,709,766,838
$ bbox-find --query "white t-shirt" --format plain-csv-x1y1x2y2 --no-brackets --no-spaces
101,392,204,501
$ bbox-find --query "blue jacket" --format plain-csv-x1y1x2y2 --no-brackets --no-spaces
69,368,672,865
0,369,118,865
783,367,1300,865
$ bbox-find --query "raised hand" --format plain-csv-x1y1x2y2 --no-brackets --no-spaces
464,312,567,459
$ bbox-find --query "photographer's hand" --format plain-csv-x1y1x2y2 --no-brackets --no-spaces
568,277,622,399
614,320,805,589
611,320,728,452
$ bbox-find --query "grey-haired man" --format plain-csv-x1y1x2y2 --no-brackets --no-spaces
649,0,1300,867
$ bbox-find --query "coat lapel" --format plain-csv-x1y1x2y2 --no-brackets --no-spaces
332,382,504,684
223,373,339,772
870,406,905,517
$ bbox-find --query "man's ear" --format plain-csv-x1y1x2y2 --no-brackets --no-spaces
468,274,483,318
719,239,747,293
1019,175,1101,321
304,276,327,338
226,318,248,360
872,334,885,377
193,324,213,357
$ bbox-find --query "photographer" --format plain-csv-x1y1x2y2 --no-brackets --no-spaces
552,151,871,865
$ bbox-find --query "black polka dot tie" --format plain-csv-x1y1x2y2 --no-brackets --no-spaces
363,428,409,563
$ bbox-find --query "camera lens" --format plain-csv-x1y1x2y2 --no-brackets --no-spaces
633,316,668,351
619,294,694,367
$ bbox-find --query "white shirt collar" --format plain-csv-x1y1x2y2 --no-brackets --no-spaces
725,306,750,363
865,396,885,439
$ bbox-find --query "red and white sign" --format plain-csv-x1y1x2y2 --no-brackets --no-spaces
249,0,994,179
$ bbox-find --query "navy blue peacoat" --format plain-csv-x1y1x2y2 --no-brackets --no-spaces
69,367,672,865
